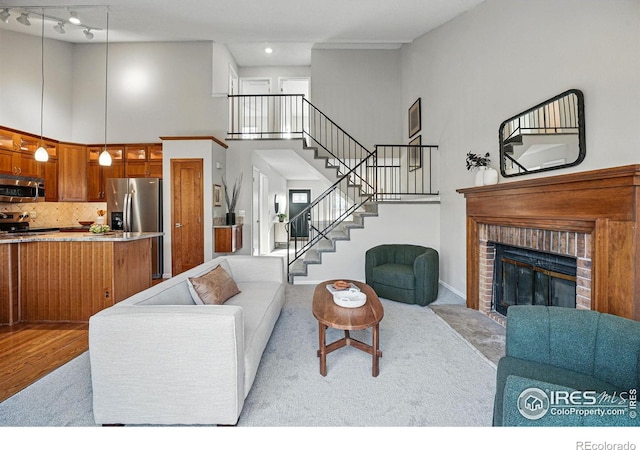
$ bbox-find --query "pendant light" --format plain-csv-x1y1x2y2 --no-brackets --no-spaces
99,9,112,166
34,9,49,163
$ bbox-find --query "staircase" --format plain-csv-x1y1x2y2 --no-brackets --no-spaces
227,94,438,283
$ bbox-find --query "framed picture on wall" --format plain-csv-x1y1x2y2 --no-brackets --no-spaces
214,184,222,207
409,135,422,172
408,98,421,138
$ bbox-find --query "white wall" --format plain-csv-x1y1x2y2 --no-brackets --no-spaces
401,0,640,296
72,41,222,143
0,29,74,140
252,152,288,252
161,138,227,277
303,202,441,285
311,49,403,150
212,43,238,97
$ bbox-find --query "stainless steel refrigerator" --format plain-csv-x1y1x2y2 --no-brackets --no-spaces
106,178,163,279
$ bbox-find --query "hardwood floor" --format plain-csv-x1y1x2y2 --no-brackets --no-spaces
0,323,88,403
0,279,164,404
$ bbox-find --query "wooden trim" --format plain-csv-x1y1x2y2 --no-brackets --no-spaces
466,217,479,310
458,165,640,321
457,164,640,196
159,135,229,149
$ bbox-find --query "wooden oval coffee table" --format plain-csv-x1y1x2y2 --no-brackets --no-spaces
312,280,384,377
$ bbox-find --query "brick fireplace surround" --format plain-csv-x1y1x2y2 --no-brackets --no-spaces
477,224,591,325
457,165,640,322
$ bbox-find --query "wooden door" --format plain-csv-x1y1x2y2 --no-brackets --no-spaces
171,159,204,276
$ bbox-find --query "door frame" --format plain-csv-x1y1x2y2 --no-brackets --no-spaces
252,167,272,255
288,189,311,239
170,158,204,276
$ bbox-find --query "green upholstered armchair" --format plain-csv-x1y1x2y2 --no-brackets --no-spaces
365,244,439,306
494,305,640,427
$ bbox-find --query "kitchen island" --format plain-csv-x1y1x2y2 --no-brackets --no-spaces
0,232,162,324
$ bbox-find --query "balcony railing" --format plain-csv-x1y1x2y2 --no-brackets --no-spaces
228,94,306,140
373,144,439,200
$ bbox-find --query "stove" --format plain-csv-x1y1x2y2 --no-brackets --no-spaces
0,211,60,235
0,211,30,233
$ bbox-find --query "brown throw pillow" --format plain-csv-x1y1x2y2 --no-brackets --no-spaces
188,265,240,305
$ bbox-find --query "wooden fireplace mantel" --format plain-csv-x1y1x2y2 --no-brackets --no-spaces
457,164,640,320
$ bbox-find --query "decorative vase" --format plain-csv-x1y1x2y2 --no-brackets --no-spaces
226,212,236,225
474,167,486,186
483,167,499,185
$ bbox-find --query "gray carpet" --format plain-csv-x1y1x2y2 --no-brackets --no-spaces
0,284,500,427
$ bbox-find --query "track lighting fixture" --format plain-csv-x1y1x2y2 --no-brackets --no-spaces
16,12,30,26
83,28,94,40
68,11,80,25
0,9,10,24
53,21,65,34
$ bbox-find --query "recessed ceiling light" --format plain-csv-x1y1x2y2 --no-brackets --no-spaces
265,47,273,54
68,11,81,25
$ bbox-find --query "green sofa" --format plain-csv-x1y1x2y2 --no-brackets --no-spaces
494,305,640,426
365,244,439,306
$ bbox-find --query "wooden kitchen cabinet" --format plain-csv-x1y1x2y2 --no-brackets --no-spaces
19,237,153,322
0,244,19,326
125,143,162,178
58,143,87,201
87,145,125,201
214,225,243,253
0,128,51,178
42,154,59,202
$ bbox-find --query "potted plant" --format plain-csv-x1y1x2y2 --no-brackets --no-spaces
277,213,287,222
465,151,490,170
222,173,243,225
466,151,497,186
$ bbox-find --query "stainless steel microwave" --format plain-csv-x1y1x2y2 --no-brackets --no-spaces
0,175,45,202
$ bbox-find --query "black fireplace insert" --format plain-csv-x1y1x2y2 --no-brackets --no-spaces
492,243,577,316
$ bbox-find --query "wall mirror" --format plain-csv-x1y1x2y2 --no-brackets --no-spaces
499,89,585,177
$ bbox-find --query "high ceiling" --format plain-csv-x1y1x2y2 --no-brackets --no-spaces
0,0,486,66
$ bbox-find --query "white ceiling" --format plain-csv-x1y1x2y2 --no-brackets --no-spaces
255,149,325,181
0,0,486,66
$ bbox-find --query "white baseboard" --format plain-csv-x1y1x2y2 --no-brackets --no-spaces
439,280,466,300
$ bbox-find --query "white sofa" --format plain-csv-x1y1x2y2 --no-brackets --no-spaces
88,255,285,426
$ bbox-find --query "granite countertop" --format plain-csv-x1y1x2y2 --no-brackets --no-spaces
0,231,163,243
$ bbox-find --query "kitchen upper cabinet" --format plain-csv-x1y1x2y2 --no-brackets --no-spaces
125,144,163,178
42,157,59,202
33,140,59,202
0,128,50,178
58,143,87,201
87,145,124,201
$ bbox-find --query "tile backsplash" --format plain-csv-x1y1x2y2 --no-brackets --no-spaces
0,202,107,228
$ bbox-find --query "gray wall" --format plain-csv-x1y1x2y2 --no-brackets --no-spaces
0,29,74,140
401,0,640,294
311,49,403,150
